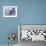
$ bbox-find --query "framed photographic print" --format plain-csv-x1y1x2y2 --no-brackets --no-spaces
3,6,17,17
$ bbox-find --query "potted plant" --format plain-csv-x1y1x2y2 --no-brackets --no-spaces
8,32,16,46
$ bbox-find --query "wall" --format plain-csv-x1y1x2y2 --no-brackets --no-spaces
0,0,18,44
0,0,46,44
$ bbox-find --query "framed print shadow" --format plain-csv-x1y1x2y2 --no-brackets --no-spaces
3,6,17,17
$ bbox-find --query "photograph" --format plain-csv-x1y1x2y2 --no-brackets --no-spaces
3,6,17,17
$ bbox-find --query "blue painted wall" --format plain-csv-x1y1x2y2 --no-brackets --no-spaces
0,0,46,44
